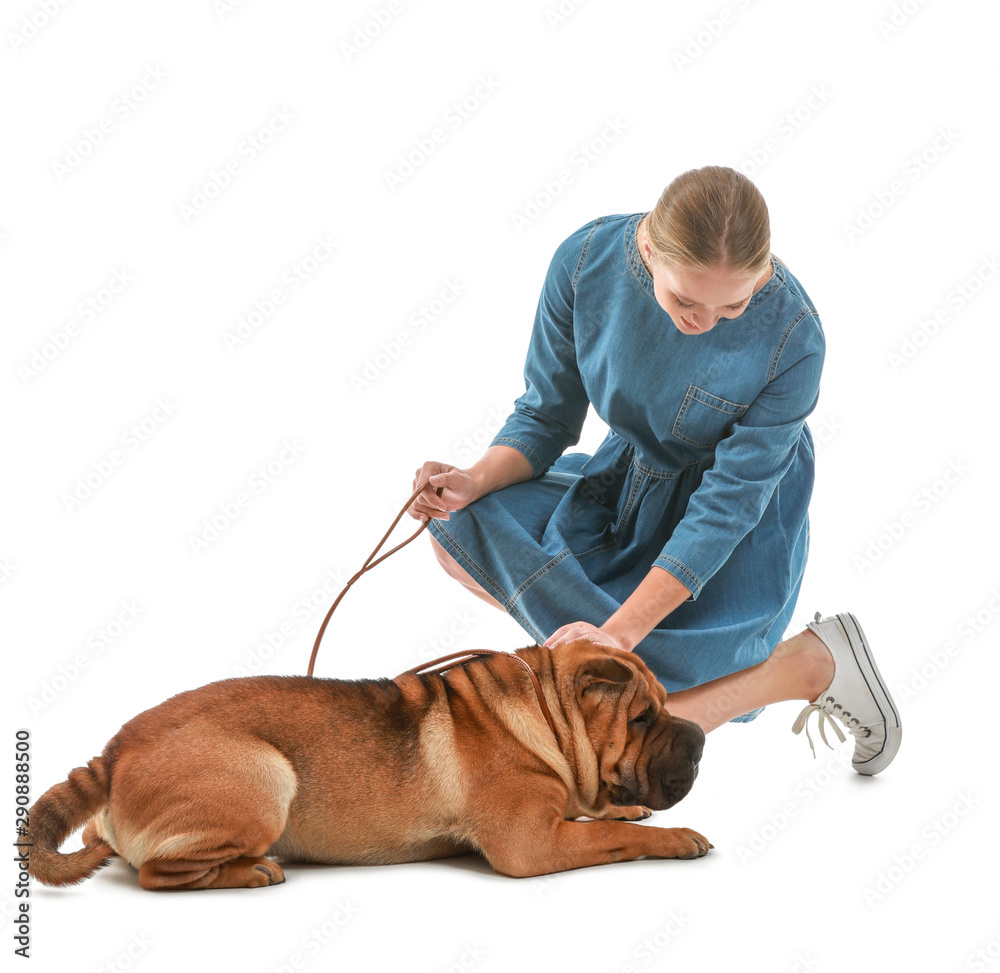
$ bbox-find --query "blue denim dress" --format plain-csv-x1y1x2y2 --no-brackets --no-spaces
427,212,825,721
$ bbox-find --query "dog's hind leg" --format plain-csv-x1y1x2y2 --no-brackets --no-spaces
109,732,298,891
81,815,120,856
139,853,285,890
81,817,107,848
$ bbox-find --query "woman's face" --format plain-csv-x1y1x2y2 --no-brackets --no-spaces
642,230,767,335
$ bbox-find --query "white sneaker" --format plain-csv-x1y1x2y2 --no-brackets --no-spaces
791,612,902,776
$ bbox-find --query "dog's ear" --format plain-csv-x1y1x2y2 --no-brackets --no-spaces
575,655,635,697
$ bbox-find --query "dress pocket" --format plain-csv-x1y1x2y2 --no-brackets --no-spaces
672,384,750,448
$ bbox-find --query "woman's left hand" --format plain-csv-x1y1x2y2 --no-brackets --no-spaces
543,621,629,651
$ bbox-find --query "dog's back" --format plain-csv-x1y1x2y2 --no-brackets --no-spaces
28,673,461,887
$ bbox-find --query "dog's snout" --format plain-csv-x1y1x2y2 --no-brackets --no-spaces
675,718,705,766
646,717,706,808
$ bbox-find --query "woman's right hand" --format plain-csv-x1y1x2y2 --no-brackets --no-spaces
409,463,479,522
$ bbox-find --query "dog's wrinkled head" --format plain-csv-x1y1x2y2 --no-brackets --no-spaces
553,639,705,811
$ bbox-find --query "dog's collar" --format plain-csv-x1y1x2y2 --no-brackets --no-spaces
400,650,559,740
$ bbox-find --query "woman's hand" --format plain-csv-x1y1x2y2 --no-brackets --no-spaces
543,621,630,652
409,462,479,522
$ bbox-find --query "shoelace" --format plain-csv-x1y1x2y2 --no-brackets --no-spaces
790,613,849,759
790,702,848,758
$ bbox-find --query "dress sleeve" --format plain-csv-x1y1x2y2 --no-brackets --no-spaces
488,230,591,478
653,311,826,600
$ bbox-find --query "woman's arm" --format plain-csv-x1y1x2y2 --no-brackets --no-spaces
409,445,532,521
486,225,593,479
600,567,692,651
653,316,825,600
544,566,691,651
468,445,534,500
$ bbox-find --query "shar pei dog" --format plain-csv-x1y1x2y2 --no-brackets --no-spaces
26,638,709,890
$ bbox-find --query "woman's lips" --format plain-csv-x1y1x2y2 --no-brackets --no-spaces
681,315,701,331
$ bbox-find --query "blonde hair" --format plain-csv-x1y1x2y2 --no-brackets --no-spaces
644,166,783,276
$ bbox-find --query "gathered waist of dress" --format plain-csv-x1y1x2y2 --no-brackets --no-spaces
596,428,715,480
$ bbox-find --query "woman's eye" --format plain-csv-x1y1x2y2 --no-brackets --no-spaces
674,297,747,312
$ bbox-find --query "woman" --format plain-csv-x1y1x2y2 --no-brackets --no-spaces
409,166,901,775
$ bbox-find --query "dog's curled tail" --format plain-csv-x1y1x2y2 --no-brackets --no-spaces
26,755,114,887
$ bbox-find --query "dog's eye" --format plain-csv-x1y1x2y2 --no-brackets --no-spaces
630,708,654,728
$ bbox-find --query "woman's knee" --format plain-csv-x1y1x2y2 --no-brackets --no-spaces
428,534,461,576
427,535,503,608
428,533,482,587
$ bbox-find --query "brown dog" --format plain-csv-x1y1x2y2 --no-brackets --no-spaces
26,638,709,890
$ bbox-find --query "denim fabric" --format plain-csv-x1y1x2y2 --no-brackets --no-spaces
428,212,825,722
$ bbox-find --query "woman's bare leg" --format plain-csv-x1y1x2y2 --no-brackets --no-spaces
665,629,835,733
429,535,834,733
429,535,505,609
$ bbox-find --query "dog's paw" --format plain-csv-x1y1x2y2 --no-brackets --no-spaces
607,804,653,821
232,858,285,887
253,860,286,886
667,827,712,859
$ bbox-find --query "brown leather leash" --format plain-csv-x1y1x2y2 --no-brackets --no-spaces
306,479,559,739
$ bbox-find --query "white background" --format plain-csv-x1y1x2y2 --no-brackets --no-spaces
4,0,999,970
